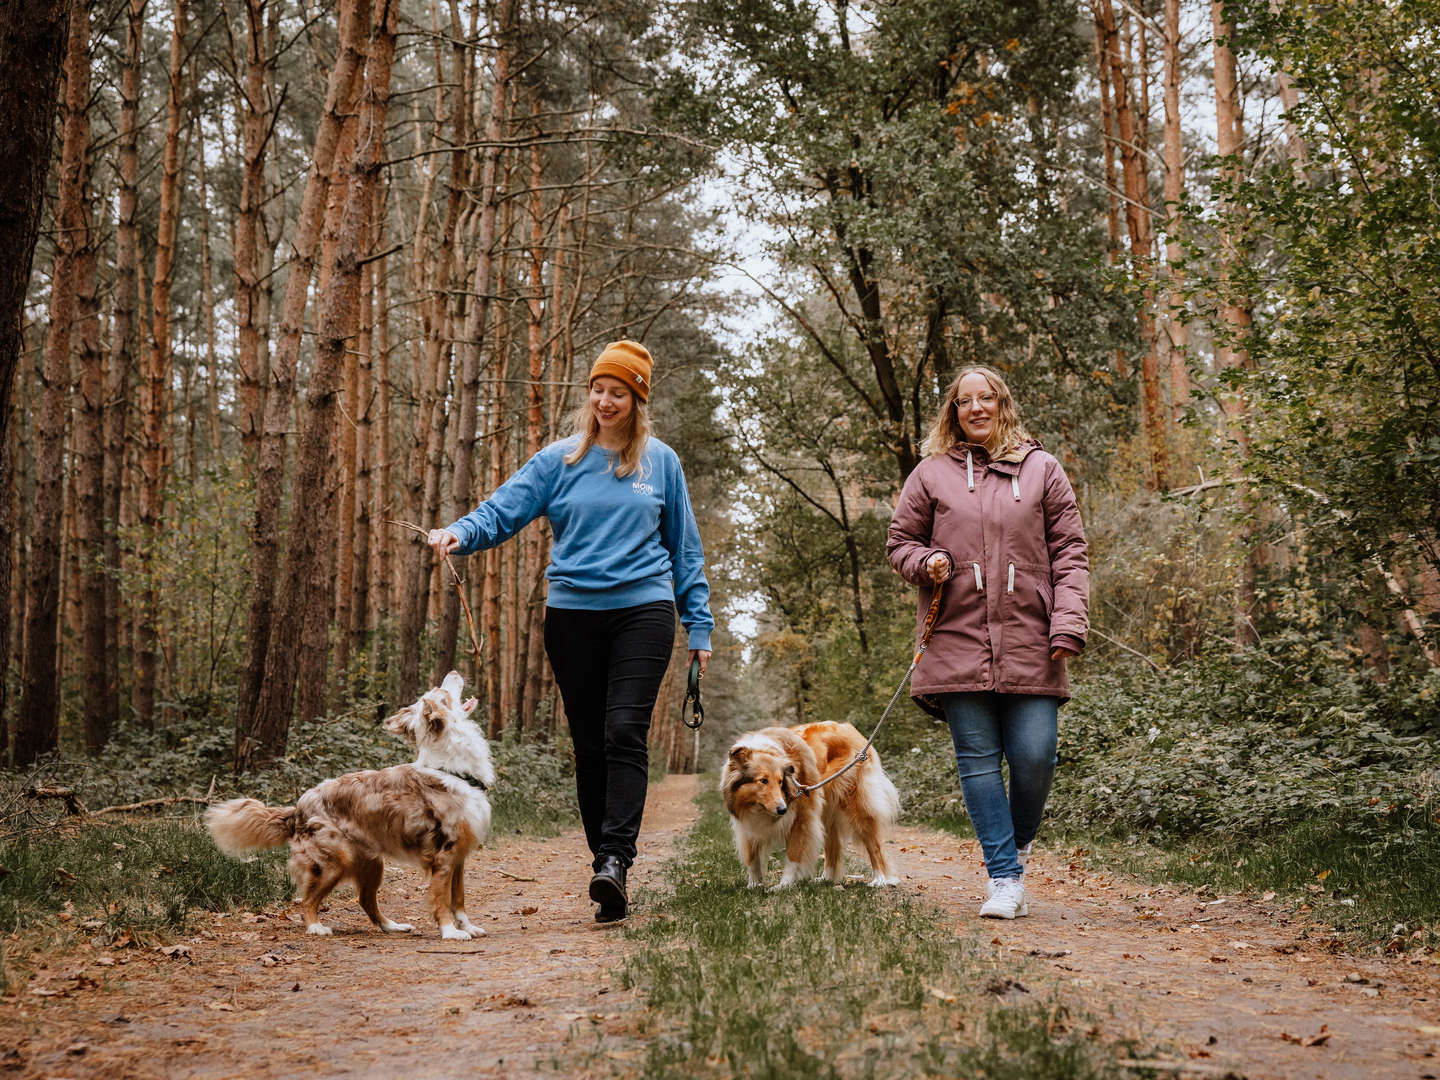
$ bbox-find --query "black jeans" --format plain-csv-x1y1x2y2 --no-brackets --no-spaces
544,600,675,869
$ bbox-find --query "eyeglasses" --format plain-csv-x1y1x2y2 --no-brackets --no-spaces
955,393,998,410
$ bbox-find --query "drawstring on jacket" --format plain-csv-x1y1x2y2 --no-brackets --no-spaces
966,451,974,492
972,562,984,592
1011,475,1020,500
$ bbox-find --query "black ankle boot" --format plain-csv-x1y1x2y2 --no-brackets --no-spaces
590,855,628,920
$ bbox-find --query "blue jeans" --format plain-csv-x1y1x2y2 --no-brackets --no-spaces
942,693,1059,882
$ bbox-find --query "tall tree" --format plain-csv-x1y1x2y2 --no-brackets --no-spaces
235,0,369,766
15,0,86,764
244,0,398,768
135,0,189,727
0,0,70,757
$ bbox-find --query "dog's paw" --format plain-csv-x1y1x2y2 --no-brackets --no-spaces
455,914,485,936
306,923,334,936
867,875,900,887
440,925,473,941
380,920,414,933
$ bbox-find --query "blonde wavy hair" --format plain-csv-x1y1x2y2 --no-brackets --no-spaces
563,389,652,477
922,365,1033,458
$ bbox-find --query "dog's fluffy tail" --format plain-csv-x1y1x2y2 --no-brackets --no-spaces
205,798,297,856
861,752,902,827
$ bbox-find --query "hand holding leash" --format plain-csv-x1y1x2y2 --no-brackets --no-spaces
681,656,705,730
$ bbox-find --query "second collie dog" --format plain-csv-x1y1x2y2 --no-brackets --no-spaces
205,672,494,939
720,721,900,888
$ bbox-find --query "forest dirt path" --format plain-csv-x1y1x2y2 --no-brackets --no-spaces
6,779,1440,1079
896,822,1440,1080
0,774,701,1080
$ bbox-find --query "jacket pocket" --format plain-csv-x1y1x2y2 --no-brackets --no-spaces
1038,579,1054,619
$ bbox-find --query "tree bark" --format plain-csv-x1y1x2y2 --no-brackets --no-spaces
1212,0,1258,645
1096,0,1168,490
15,0,84,764
72,1,106,753
0,0,70,757
1162,0,1190,418
233,0,272,465
135,0,188,729
244,0,396,768
0,0,70,449
235,0,369,767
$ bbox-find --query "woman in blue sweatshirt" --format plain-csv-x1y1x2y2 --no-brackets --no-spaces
428,340,713,923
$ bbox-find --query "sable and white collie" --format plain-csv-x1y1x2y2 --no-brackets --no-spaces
719,721,900,889
205,672,494,939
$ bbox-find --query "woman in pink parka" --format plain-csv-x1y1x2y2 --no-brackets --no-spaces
887,365,1089,920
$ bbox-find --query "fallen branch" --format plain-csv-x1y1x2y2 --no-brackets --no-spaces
1087,628,1164,673
90,796,212,816
388,519,484,666
494,869,538,882
24,787,88,816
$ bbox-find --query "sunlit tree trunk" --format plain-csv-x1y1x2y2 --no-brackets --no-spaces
236,0,369,768
135,0,188,728
1162,0,1190,420
233,0,272,465
1097,0,1168,490
517,94,547,729
15,0,85,764
1212,0,1258,644
247,0,397,766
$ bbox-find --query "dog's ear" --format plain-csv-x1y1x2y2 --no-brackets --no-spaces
441,670,464,700
728,745,751,766
383,705,416,740
421,697,448,737
782,762,801,799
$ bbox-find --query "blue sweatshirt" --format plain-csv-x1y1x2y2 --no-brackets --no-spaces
444,436,713,651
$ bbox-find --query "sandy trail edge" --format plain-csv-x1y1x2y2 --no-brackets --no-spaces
895,822,1440,1080
0,773,701,1080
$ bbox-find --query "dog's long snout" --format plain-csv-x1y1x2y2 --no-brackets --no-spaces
774,801,787,817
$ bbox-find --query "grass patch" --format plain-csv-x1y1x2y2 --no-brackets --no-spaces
0,819,289,938
1089,814,1440,949
600,782,1149,1079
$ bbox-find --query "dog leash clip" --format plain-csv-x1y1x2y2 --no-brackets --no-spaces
681,656,705,730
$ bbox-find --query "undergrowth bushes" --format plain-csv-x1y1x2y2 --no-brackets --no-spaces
4,702,580,839
1057,638,1440,842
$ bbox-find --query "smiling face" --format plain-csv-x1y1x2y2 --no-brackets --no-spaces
588,375,634,438
953,370,1000,446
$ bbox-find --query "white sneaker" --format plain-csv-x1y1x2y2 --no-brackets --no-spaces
985,845,1031,898
980,878,1027,919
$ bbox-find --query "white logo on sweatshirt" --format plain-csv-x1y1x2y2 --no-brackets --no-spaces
632,481,655,496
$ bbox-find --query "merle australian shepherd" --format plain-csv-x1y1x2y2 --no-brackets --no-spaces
206,672,494,939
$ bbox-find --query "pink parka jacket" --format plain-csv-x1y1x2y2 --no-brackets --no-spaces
887,441,1089,708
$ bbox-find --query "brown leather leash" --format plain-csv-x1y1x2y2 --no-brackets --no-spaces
793,580,946,799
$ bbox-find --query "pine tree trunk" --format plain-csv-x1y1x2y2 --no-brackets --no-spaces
73,15,107,753
233,0,271,464
0,0,70,449
135,0,187,729
17,0,86,764
437,0,513,686
1162,0,1190,418
244,0,396,767
1212,0,1258,645
518,105,547,727
1097,0,1167,490
235,0,368,767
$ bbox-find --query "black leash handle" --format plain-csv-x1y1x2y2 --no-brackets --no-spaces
680,656,704,730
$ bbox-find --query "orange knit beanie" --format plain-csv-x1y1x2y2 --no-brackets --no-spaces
588,340,653,402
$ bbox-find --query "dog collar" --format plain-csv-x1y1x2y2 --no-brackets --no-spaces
439,769,489,793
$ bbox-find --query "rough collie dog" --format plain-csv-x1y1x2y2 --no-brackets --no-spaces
205,672,493,939
719,721,901,889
